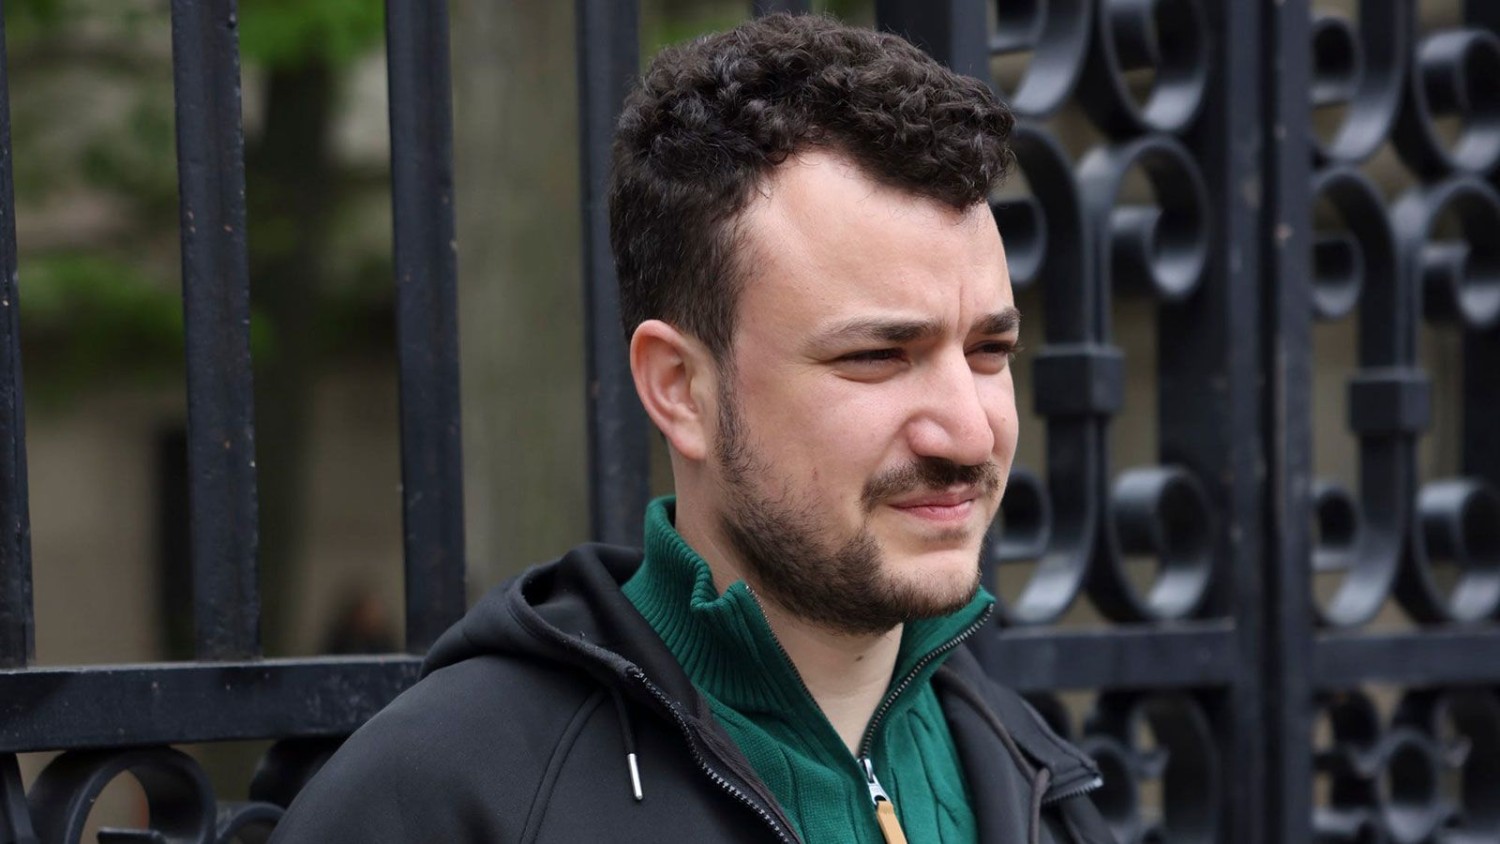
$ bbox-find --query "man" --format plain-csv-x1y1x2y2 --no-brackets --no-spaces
274,13,1112,843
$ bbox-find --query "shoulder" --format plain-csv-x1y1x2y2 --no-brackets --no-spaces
937,647,1101,786
273,654,607,843
936,649,1116,843
367,653,603,765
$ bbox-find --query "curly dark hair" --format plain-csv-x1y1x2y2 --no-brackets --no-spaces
609,12,1015,360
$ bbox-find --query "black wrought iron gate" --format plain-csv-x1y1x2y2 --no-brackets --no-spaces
2,0,1499,842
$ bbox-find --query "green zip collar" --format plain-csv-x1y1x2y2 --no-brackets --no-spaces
623,496,995,744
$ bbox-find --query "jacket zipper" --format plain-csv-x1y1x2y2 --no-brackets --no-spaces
855,603,994,761
747,588,995,839
1039,773,1104,805
631,668,800,844
859,755,909,844
850,605,992,843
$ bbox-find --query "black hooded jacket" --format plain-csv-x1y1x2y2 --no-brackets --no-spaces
271,544,1115,843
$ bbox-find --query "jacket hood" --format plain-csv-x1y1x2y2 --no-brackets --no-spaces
421,543,710,715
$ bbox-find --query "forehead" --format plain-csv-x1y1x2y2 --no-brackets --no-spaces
734,152,1012,340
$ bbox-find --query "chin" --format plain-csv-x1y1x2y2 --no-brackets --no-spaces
888,546,984,600
880,524,983,565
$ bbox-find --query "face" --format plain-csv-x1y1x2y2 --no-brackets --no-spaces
708,152,1019,636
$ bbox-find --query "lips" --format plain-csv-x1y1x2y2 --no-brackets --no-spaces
887,487,981,524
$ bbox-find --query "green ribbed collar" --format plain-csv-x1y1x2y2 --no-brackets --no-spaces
623,496,994,743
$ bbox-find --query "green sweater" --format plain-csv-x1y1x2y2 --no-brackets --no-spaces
623,497,992,844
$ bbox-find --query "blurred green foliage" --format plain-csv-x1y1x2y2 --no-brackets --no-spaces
21,253,182,397
7,0,384,67
238,0,384,69
6,0,390,405
8,0,877,404
4,0,65,34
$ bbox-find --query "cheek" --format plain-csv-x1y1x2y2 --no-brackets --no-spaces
986,375,1020,457
754,380,902,477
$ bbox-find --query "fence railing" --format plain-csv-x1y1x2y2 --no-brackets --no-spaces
0,0,461,839
1,1,1498,842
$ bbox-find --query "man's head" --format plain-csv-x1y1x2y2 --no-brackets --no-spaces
615,14,1019,636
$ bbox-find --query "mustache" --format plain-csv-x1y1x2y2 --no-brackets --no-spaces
861,458,1002,511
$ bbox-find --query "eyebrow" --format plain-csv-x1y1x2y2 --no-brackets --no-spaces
974,307,1021,336
813,306,1021,349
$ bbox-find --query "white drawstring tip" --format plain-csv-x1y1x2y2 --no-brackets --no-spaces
627,752,643,801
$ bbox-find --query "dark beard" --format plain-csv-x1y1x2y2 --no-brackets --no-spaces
714,383,996,636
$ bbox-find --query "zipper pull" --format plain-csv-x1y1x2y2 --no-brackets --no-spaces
859,756,909,844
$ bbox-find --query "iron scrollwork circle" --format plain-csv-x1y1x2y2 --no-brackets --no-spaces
984,456,1094,623
1074,734,1140,843
984,467,1056,614
1312,481,1362,577
249,737,345,809
997,124,1084,295
1089,693,1220,843
1310,168,1393,322
1375,728,1447,843
1317,691,1454,843
26,747,216,843
1315,693,1379,843
2,754,36,843
1003,124,1092,334
992,467,1050,563
215,801,283,843
1310,3,1408,165
1388,176,1500,623
1096,465,1215,622
1392,175,1500,332
1393,28,1500,179
1394,689,1500,840
1399,478,1500,623
1307,167,1405,629
1079,134,1211,305
988,0,1093,118
985,125,1101,626
1077,0,1210,138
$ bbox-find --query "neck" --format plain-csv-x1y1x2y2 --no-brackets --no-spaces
674,491,901,753
753,593,900,754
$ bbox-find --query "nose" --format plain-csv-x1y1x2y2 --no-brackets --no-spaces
904,350,997,467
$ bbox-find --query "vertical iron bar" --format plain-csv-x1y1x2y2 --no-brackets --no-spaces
1264,0,1315,842
577,0,650,547
752,0,811,15
0,2,31,669
386,0,466,653
1180,2,1267,842
170,0,260,661
1465,3,1500,637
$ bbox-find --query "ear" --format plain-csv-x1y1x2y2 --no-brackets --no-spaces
629,319,716,462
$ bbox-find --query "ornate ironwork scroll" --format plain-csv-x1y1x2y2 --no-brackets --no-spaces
0,738,337,844
1272,1,1500,842
949,0,1263,840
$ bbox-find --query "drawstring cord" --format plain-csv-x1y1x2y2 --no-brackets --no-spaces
609,686,644,801
1028,767,1051,844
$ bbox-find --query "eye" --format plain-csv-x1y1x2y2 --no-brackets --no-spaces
968,340,1021,371
968,340,1020,358
840,348,905,364
832,347,910,380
